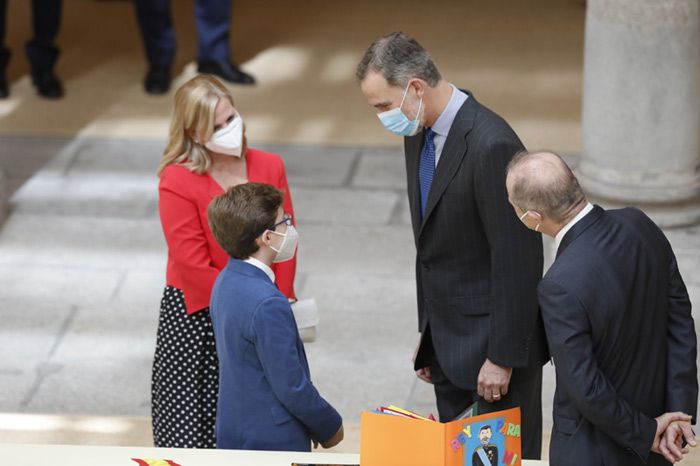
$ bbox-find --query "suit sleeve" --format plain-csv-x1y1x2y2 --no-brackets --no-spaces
270,157,297,300
664,246,698,421
252,296,341,442
473,139,543,368
159,169,220,313
539,278,657,460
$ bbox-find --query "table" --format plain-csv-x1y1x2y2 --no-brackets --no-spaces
0,443,549,465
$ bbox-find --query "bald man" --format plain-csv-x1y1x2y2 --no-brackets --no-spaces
505,151,698,465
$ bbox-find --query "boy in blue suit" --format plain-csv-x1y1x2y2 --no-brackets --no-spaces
207,182,344,451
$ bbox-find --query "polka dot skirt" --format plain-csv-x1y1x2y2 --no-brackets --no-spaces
151,286,218,448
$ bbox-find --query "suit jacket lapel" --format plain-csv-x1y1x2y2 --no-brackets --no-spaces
556,205,605,258
418,91,477,237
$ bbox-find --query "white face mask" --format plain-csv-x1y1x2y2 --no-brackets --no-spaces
269,225,299,263
205,115,244,157
519,210,541,232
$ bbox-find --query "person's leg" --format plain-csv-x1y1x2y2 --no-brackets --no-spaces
0,0,9,97
152,286,218,448
26,0,62,97
194,0,254,84
476,365,543,459
194,0,229,63
134,0,175,94
427,330,474,421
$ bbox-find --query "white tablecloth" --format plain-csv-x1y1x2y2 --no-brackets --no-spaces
0,443,549,465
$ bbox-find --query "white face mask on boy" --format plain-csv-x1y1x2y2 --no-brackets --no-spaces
268,225,299,263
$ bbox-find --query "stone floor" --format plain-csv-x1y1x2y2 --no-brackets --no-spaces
0,0,584,151
1,135,699,464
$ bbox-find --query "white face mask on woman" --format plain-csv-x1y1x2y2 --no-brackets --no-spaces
205,116,244,157
268,226,299,263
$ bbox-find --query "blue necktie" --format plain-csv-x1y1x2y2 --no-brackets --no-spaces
419,128,436,219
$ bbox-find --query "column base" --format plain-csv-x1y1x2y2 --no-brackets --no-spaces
0,166,6,228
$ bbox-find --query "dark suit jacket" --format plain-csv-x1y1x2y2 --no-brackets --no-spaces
210,259,342,451
409,90,547,390
540,206,698,465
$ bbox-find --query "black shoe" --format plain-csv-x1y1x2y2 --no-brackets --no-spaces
31,70,64,99
0,48,9,98
144,66,171,95
0,76,7,99
197,60,255,85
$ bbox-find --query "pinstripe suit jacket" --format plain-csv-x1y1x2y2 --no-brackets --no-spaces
408,90,547,390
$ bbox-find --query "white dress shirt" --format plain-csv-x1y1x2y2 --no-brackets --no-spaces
554,202,594,252
431,83,468,167
244,256,275,283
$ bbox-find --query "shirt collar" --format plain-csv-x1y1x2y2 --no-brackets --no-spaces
555,202,594,251
431,83,468,137
244,256,275,283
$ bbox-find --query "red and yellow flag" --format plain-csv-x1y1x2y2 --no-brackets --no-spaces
131,459,181,466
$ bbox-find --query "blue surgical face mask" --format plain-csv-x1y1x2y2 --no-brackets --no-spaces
377,82,423,137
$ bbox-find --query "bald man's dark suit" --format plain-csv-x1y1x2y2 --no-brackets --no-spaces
408,90,548,458
541,206,697,465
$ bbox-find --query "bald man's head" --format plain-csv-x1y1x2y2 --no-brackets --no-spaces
506,151,586,225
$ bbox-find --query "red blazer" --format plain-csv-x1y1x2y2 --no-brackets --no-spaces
158,147,297,314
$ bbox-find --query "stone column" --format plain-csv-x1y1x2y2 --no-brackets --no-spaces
578,0,700,227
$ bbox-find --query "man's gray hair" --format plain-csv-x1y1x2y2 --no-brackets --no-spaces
507,151,586,224
356,32,442,87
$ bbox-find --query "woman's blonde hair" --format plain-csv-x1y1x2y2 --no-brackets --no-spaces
157,75,235,176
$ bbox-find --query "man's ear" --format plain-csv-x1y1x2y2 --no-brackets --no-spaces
528,210,544,224
410,78,428,99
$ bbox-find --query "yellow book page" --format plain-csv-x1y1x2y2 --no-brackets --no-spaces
385,405,434,422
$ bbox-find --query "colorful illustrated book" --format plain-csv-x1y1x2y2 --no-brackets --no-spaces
360,406,521,466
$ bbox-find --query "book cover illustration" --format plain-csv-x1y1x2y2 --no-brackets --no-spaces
457,417,505,466
447,408,521,466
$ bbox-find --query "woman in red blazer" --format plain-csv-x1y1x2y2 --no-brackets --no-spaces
153,74,297,448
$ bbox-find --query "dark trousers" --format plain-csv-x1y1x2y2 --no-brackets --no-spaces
134,0,232,67
0,0,62,71
426,330,543,459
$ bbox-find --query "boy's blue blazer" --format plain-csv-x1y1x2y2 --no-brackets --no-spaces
210,259,341,451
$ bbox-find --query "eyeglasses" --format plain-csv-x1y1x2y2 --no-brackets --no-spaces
271,213,293,230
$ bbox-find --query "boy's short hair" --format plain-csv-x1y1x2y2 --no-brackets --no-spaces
208,183,284,259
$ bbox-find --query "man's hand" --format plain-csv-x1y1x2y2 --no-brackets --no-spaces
477,358,512,403
412,340,432,384
320,425,344,449
652,412,693,463
659,418,696,463
660,420,695,464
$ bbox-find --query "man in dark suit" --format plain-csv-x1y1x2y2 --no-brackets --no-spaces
505,150,698,465
0,0,63,98
134,0,255,94
356,32,548,459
